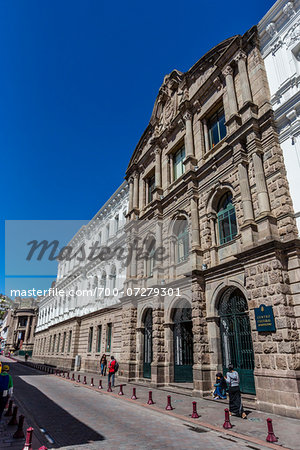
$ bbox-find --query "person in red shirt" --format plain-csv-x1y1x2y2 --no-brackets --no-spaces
108,356,116,387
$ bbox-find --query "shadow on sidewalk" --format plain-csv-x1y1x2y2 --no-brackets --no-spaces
9,363,105,448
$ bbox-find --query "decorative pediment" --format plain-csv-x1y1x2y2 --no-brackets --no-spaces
284,21,300,48
150,69,184,137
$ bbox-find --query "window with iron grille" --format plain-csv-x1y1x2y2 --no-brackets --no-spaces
62,332,66,353
97,325,102,353
68,330,72,353
88,327,93,353
57,333,61,353
106,323,112,352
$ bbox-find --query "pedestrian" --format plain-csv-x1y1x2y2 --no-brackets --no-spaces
100,354,107,376
25,352,29,362
108,356,118,387
212,372,227,399
225,364,247,419
0,365,13,420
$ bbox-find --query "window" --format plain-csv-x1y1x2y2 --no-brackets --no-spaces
175,219,189,263
217,192,237,245
62,332,66,353
57,333,61,352
147,239,155,277
68,330,72,353
208,107,226,149
96,325,102,353
106,224,110,241
49,336,52,353
99,232,102,245
115,215,119,232
106,323,112,352
173,146,185,180
18,317,27,327
111,265,116,290
52,335,56,354
88,327,93,353
148,175,155,203
101,271,107,292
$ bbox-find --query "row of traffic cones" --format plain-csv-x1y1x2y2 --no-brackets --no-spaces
3,399,48,449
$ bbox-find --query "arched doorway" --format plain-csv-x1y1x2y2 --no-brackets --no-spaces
143,309,152,379
173,303,193,383
219,288,255,394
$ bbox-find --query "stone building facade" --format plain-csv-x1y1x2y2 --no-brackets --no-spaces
119,26,300,419
31,26,300,419
5,298,39,355
258,0,300,232
32,182,128,371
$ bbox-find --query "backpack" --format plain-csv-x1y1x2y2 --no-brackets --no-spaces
0,374,9,391
114,361,119,372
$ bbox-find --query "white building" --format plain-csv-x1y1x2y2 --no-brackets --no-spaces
35,181,129,333
258,0,300,231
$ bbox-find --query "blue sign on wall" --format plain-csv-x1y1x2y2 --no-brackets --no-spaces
254,304,276,332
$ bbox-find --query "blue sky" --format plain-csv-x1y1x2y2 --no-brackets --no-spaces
0,0,275,296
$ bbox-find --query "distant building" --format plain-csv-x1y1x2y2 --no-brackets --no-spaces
0,295,14,326
258,0,300,231
32,182,129,371
5,298,39,355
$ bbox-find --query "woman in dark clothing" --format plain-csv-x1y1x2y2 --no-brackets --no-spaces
100,354,107,376
213,372,227,399
225,364,247,419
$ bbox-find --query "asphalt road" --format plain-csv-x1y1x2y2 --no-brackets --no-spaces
6,360,266,449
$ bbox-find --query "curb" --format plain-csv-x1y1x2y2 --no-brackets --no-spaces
51,373,290,450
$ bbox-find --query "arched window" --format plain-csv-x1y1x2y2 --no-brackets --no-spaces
110,265,116,290
147,239,155,277
175,219,189,263
101,271,107,292
217,192,237,245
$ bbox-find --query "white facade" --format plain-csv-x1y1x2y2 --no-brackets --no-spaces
259,0,300,231
36,181,129,332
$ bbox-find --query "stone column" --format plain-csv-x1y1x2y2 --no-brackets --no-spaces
203,119,210,153
223,65,238,117
151,306,165,386
190,196,200,248
183,111,195,158
154,147,162,189
252,152,271,214
166,155,171,187
199,120,205,160
139,174,146,211
128,177,134,212
209,214,217,266
164,322,174,384
238,162,255,222
133,172,139,210
119,304,137,382
235,51,252,105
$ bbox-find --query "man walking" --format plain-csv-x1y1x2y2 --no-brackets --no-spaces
0,365,13,420
108,356,116,387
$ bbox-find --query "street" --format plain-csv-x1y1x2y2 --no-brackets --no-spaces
2,360,270,450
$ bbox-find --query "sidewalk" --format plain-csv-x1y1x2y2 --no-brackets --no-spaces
17,357,298,450
0,356,43,450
